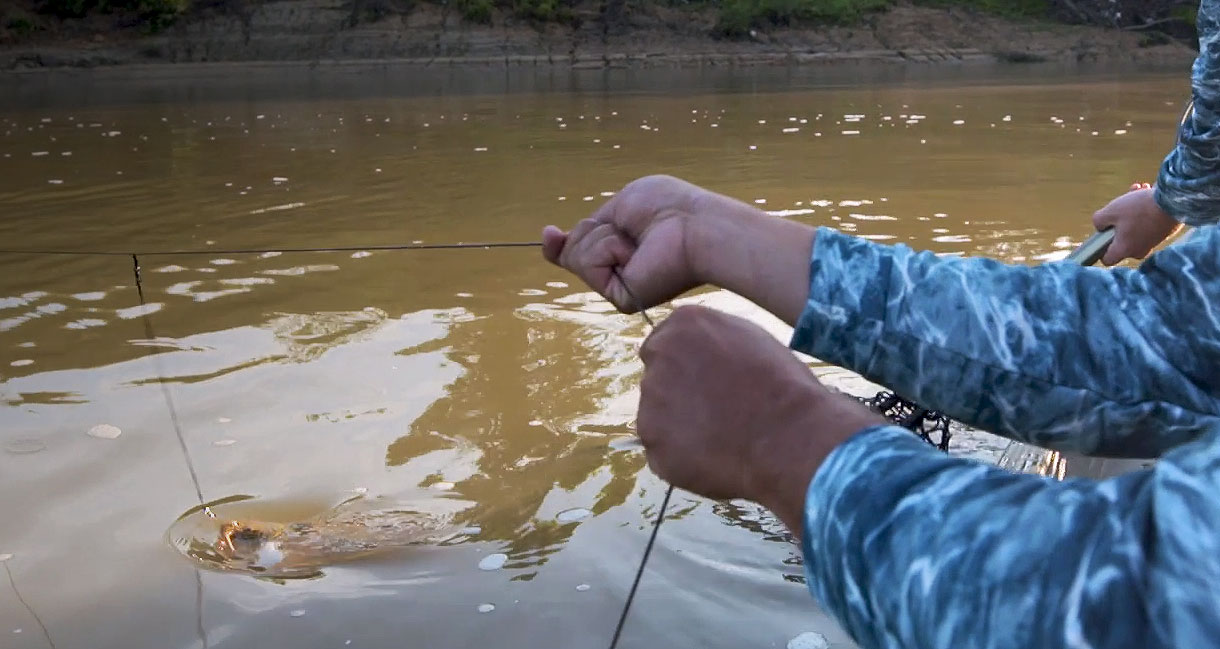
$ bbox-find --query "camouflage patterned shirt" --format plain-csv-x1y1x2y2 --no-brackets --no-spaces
791,5,1220,646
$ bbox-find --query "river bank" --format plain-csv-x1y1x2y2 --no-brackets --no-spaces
0,1,1198,72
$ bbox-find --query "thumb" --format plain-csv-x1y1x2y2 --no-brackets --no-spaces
541,226,567,265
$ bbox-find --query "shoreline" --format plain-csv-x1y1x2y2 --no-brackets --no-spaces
0,3,1199,76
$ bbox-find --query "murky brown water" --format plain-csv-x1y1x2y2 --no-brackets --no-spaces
0,64,1190,649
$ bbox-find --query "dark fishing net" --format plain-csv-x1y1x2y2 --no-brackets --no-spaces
858,391,953,452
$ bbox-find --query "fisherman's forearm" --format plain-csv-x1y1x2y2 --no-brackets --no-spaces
687,188,816,326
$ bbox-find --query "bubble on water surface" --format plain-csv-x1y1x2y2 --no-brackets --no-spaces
87,424,122,439
478,553,507,571
5,437,46,454
556,508,591,523
477,604,495,613
787,632,829,649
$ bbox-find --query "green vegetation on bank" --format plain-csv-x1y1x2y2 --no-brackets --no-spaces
0,0,1195,39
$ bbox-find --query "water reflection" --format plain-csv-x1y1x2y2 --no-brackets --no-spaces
385,291,650,576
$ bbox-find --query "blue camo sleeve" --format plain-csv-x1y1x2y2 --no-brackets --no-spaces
800,423,1220,649
789,226,1220,458
1155,0,1220,226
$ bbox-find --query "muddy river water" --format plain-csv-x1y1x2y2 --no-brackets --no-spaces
0,62,1192,648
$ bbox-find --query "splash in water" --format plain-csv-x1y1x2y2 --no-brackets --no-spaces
167,493,471,579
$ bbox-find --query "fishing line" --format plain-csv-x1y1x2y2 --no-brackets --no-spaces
0,241,543,257
607,267,674,649
3,561,56,649
130,254,215,521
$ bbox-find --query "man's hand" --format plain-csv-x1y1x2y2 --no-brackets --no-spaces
541,175,711,313
1092,183,1182,266
636,305,885,537
542,175,817,325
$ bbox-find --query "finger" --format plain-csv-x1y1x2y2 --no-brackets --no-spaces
557,218,606,271
1130,182,1143,191
1102,240,1134,266
1092,208,1117,230
541,226,567,265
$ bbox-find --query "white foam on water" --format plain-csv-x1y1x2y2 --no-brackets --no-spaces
474,147,488,152
545,282,568,288
210,259,237,266
0,554,11,562
272,176,288,182
72,292,106,301
842,130,860,136
10,359,33,367
431,482,455,491
351,251,371,259
478,553,508,571
87,424,122,440
1003,115,1012,121
477,604,495,613
65,319,106,330
249,202,306,215
753,199,766,205
528,420,543,427
213,439,237,447
518,289,547,296
32,151,48,156
787,632,830,649
556,508,592,523
1115,129,1128,135
36,302,66,314
460,526,481,535
289,610,305,618
576,584,591,592
48,179,64,185
259,251,282,259
455,292,473,298
116,303,163,319
154,265,188,273
782,127,799,133
953,120,965,125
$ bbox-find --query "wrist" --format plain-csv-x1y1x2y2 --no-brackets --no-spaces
686,188,817,324
744,385,885,535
